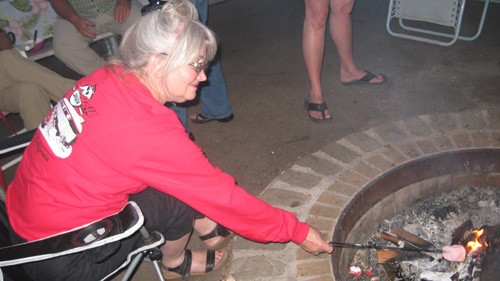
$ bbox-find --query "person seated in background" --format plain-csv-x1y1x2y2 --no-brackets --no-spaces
48,0,143,75
6,1,332,280
166,0,234,141
0,28,74,130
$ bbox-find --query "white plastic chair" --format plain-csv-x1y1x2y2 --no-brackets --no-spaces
386,0,491,46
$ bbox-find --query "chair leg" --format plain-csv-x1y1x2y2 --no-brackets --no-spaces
120,251,145,281
149,249,165,281
0,112,17,135
151,259,166,281
140,227,166,281
1,170,5,192
120,227,166,281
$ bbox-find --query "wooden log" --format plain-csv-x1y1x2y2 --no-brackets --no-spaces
391,226,435,249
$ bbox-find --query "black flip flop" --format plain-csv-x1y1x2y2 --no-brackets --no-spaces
305,100,333,123
342,70,386,86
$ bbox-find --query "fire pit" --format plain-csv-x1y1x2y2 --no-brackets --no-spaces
332,149,500,280
346,186,498,280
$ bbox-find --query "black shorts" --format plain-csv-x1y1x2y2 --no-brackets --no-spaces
9,188,202,281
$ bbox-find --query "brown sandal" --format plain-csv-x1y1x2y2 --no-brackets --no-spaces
161,249,230,280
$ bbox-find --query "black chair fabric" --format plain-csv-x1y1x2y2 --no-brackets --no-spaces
0,201,34,281
0,129,36,154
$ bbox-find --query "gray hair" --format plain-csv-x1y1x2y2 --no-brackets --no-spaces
113,0,217,74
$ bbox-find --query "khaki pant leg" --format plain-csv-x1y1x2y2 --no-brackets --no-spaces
0,49,74,102
0,83,51,130
53,20,104,75
53,0,143,76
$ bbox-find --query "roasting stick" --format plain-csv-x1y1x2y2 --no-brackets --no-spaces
328,226,467,264
328,240,443,264
328,242,442,253
327,242,466,263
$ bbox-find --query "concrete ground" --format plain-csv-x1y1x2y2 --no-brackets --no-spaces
1,0,499,280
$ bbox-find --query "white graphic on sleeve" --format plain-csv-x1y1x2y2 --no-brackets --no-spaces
40,85,95,158
79,85,94,99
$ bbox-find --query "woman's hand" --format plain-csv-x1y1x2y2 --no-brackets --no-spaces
114,0,132,24
299,226,334,255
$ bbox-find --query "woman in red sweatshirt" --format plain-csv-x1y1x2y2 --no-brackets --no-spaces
6,0,333,280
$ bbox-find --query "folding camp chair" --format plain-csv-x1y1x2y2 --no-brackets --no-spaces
0,129,35,191
0,201,166,281
386,0,491,46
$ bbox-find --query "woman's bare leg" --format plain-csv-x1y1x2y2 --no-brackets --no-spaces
303,0,332,120
194,217,221,248
160,232,225,276
329,0,383,83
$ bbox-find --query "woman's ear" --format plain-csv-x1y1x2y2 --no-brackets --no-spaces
140,55,169,103
145,54,166,78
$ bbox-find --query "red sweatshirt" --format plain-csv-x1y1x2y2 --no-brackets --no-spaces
6,66,309,244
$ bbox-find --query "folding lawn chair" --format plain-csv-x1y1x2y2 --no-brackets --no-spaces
386,0,491,46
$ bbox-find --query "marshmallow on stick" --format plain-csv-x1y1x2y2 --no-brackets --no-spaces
442,245,466,262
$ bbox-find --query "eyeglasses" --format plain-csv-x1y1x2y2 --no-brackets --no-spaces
189,61,208,73
159,53,207,73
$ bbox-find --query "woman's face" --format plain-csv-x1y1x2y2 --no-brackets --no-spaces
149,46,208,104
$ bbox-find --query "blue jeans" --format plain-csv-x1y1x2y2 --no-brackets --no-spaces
169,0,232,133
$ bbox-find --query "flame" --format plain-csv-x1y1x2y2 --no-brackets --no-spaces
466,228,488,254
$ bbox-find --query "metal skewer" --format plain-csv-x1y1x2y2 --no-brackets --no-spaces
329,242,442,253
